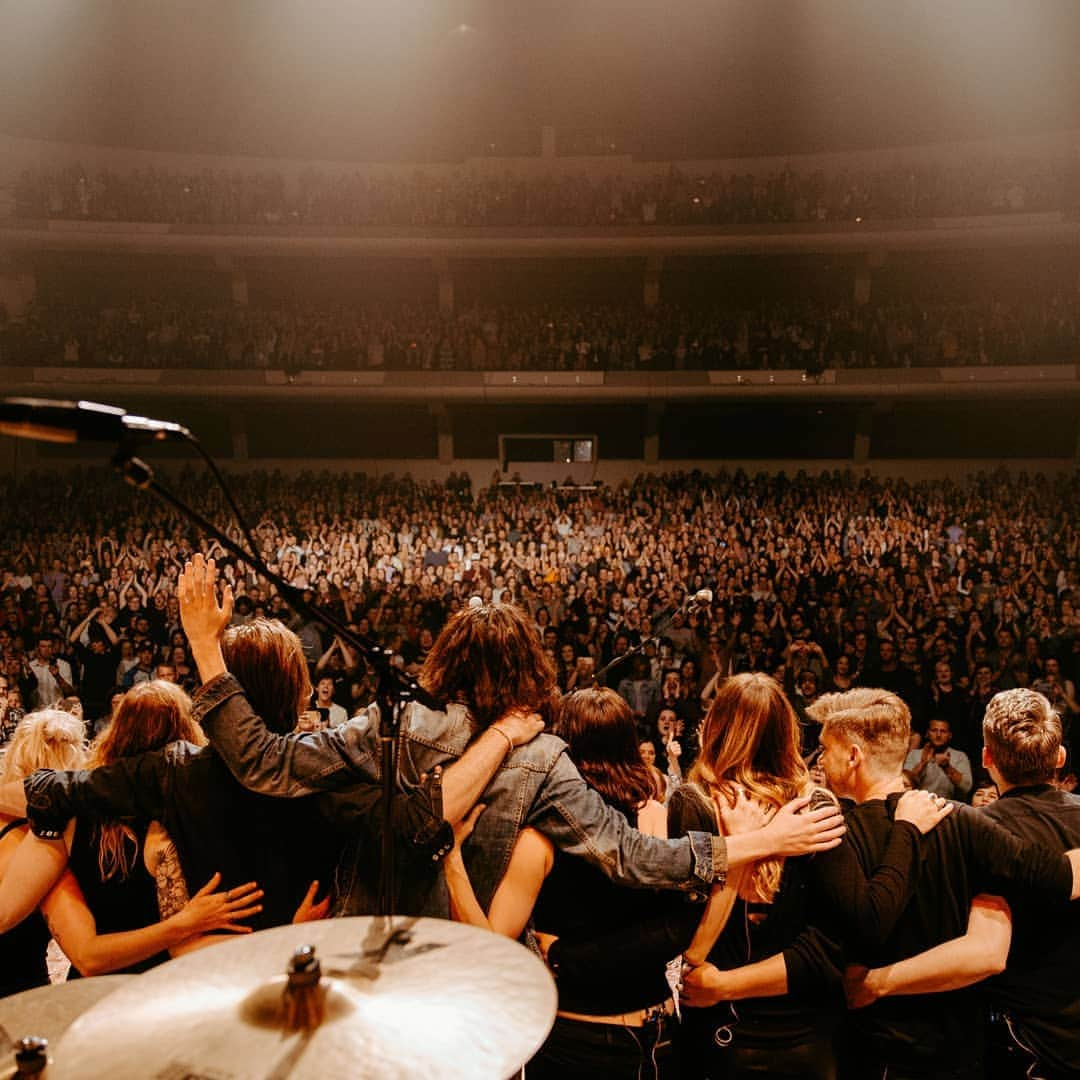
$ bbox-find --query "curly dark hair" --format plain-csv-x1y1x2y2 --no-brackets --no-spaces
419,602,557,728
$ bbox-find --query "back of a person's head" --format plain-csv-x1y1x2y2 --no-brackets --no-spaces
222,618,310,735
90,680,202,768
983,688,1061,787
692,672,810,903
420,601,556,728
557,686,654,817
694,672,809,798
809,686,910,775
0,709,86,783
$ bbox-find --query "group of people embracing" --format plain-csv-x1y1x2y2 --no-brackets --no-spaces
1,554,1077,1080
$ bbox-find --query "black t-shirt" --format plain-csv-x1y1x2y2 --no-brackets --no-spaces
68,819,167,975
811,794,1073,1072
75,642,120,714
668,785,844,1052
983,785,1080,1077
533,801,688,1015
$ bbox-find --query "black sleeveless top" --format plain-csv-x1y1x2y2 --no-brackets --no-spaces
532,803,680,1015
0,820,50,998
66,819,168,976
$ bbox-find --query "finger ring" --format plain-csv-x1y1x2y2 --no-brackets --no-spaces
225,889,232,901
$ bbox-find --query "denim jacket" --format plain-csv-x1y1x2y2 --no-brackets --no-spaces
194,674,725,918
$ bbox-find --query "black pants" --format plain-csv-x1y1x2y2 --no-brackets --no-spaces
838,1050,983,1080
985,1012,1073,1080
526,1014,678,1080
677,1010,835,1080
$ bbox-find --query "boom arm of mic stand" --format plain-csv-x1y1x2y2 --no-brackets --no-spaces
116,453,438,921
115,454,440,711
592,599,704,687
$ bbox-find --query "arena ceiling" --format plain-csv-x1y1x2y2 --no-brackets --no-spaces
0,0,1078,161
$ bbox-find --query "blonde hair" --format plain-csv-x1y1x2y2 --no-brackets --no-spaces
983,688,1061,787
808,687,911,775
690,673,810,903
88,680,203,881
0,710,86,784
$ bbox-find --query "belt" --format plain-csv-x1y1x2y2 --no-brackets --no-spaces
556,998,676,1029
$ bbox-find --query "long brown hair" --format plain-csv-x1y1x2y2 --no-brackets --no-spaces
559,688,656,818
690,672,810,902
89,680,204,880
222,618,311,734
419,602,557,728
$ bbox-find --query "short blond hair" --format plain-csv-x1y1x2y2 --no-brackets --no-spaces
808,687,911,774
983,689,1060,787
0,710,86,783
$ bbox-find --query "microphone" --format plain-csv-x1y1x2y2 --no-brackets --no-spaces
468,596,484,610
0,398,190,445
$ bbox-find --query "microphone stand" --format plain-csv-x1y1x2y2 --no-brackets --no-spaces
592,594,710,687
113,448,438,921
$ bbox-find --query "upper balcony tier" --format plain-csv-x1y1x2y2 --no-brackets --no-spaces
2,127,1078,258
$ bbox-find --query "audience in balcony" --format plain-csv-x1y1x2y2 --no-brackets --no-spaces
9,154,1065,229
3,294,1078,371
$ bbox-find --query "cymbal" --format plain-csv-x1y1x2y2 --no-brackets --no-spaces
0,976,134,1054
54,917,557,1080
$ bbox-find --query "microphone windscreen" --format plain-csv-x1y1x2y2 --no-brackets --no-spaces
468,596,484,609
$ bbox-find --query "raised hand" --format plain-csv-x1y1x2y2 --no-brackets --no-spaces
178,554,232,682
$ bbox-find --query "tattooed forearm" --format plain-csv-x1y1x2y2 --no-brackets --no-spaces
154,840,190,920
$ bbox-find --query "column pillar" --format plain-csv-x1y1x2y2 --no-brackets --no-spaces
854,262,871,307
433,256,454,314
0,255,35,318
431,404,453,465
214,255,248,306
230,412,249,463
643,255,664,311
644,403,664,466
854,405,873,465
855,250,887,307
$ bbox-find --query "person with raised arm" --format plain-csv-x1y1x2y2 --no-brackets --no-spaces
173,556,847,919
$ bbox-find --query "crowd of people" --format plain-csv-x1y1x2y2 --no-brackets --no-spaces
9,154,1068,228
1,466,1076,769
5,291,1079,372
0,464,1078,1076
